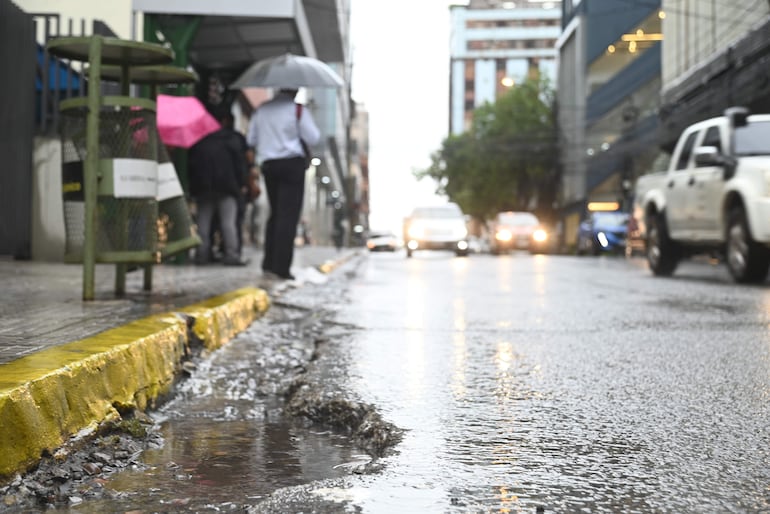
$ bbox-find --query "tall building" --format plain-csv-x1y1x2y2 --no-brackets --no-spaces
348,103,370,234
449,0,562,136
659,0,770,150
557,0,663,247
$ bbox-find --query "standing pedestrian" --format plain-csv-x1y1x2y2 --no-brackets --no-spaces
188,121,250,267
247,88,320,279
216,110,255,257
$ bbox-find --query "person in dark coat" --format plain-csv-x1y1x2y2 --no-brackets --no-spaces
188,125,249,266
209,110,256,259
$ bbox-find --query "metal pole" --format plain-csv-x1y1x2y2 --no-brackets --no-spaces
41,17,50,134
83,35,102,300
114,63,131,296
142,83,158,292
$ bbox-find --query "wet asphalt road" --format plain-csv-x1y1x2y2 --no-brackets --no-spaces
300,250,770,513
20,250,770,513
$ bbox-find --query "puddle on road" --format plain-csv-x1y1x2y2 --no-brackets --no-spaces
40,279,371,513
98,418,359,511
43,416,362,513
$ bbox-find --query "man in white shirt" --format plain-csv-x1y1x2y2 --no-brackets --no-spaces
247,88,321,280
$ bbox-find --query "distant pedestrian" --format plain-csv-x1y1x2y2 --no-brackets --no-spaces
188,121,250,266
216,110,255,256
247,88,320,279
299,218,312,245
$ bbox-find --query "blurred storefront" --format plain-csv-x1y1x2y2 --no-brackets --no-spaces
6,0,367,259
556,0,663,249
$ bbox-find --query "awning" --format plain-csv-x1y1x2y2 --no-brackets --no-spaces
132,0,346,84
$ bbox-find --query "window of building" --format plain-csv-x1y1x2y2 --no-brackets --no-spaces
587,10,663,94
466,18,560,29
467,38,557,51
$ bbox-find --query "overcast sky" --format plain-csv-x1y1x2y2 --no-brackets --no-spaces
350,1,459,232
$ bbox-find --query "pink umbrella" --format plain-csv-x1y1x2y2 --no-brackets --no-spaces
156,94,220,148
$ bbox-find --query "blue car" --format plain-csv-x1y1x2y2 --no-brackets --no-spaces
576,211,629,255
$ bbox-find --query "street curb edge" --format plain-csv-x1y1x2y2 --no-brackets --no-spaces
0,287,270,480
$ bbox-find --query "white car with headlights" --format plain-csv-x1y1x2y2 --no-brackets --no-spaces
403,204,469,258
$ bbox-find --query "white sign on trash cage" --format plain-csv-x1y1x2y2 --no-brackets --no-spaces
111,159,185,200
156,162,184,200
113,158,157,198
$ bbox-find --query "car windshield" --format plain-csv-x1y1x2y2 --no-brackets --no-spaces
734,120,770,156
592,212,628,226
497,212,538,226
412,206,463,219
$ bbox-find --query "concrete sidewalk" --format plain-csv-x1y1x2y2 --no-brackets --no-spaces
0,245,358,479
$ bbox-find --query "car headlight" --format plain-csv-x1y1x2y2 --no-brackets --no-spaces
407,225,424,239
532,228,547,243
495,229,513,242
597,231,609,248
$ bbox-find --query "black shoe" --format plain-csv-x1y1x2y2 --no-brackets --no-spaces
277,272,295,280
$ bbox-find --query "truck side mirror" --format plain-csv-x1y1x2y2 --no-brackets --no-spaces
694,146,737,180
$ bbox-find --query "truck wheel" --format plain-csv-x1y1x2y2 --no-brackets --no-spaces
726,206,770,283
646,213,680,276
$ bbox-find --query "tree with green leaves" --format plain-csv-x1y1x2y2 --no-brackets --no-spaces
416,75,559,224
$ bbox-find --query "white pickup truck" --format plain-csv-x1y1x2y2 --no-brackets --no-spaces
632,107,770,283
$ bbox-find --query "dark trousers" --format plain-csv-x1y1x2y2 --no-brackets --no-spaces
236,192,246,254
261,157,306,277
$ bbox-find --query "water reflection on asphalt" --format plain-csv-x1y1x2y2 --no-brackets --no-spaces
41,252,770,513
308,252,770,513
106,419,354,508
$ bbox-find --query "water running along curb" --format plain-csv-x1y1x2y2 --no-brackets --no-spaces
0,287,270,480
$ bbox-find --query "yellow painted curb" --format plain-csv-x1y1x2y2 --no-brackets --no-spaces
0,287,270,480
181,287,270,351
